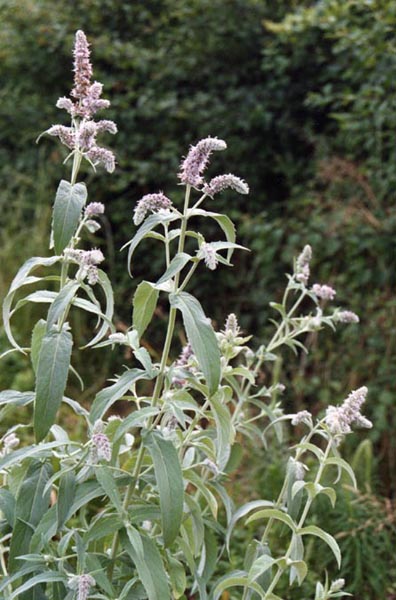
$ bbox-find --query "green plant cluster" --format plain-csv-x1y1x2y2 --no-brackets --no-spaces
1,2,396,597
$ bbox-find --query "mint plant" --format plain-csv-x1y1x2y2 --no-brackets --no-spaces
0,31,372,600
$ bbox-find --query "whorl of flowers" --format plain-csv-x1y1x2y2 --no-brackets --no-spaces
178,137,227,187
203,173,249,197
0,432,20,457
45,31,117,173
291,410,312,426
64,248,104,285
325,386,372,436
68,573,95,600
334,310,360,323
133,193,173,226
295,244,312,284
198,242,218,270
175,343,194,367
312,283,336,301
85,202,105,218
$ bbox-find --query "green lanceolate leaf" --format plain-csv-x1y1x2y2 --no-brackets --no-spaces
8,460,53,572
34,325,73,442
94,465,123,513
89,368,151,423
155,252,192,286
31,319,47,374
144,431,184,547
187,209,236,260
0,488,15,526
3,256,60,352
84,269,115,348
52,179,87,254
213,571,265,600
121,529,171,600
169,291,220,395
133,281,159,338
210,388,235,471
56,471,76,530
123,211,179,276
46,281,80,330
298,525,341,567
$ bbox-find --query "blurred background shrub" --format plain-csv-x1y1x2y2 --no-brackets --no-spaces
1,1,396,596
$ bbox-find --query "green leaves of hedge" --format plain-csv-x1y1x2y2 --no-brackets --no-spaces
52,180,87,254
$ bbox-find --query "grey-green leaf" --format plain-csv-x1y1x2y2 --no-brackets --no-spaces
156,252,192,286
34,326,73,442
3,256,60,352
121,529,171,600
144,431,184,547
56,471,76,530
52,180,87,254
89,368,151,423
169,291,220,395
8,461,53,572
46,281,80,330
31,319,47,374
133,281,159,338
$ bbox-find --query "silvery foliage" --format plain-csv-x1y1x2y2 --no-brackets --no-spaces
0,31,370,600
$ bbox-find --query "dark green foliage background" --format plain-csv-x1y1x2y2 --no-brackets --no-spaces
1,1,396,597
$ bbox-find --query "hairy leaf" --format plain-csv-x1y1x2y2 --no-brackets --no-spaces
52,179,87,254
170,291,220,395
34,326,73,442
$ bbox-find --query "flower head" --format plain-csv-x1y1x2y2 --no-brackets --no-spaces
312,283,336,301
133,193,173,226
291,410,312,426
198,242,218,270
45,31,117,173
295,245,312,284
325,386,372,436
178,137,227,187
334,310,359,324
85,202,105,218
203,173,249,197
68,573,95,600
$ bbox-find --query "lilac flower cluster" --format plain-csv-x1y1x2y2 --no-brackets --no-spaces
325,386,372,436
68,574,95,600
295,245,312,284
291,410,312,426
0,432,20,457
179,137,227,187
199,242,218,270
133,193,173,226
312,283,336,301
334,310,360,323
223,313,241,338
203,174,249,197
46,31,116,173
64,248,104,285
91,432,111,462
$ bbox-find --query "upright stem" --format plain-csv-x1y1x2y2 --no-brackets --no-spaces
108,185,192,575
263,437,332,599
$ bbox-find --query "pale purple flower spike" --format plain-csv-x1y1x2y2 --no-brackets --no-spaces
133,193,173,225
203,173,249,196
47,31,117,173
325,386,372,435
295,245,312,285
179,137,227,187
